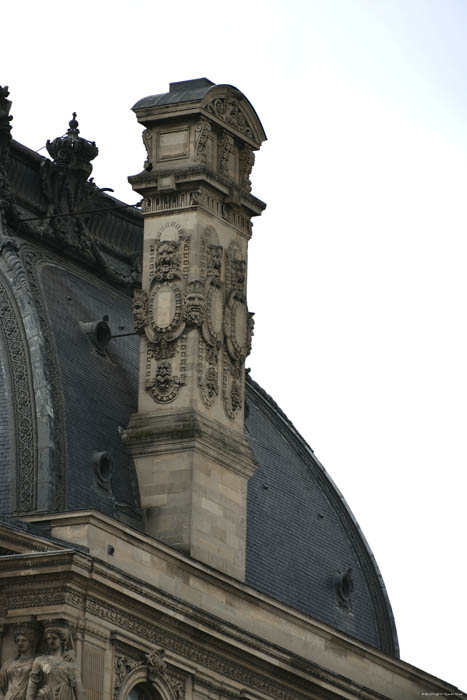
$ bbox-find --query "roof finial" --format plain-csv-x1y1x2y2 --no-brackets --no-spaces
67,112,79,138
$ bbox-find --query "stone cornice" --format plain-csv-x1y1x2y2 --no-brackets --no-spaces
123,409,257,478
0,540,458,700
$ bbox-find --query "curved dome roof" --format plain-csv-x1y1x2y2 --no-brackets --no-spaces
245,375,399,656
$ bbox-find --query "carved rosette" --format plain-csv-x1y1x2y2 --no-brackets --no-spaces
136,222,190,404
198,227,223,408
222,242,253,420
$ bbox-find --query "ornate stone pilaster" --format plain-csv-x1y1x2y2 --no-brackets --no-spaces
124,79,266,580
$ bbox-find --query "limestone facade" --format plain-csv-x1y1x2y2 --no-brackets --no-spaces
0,517,460,700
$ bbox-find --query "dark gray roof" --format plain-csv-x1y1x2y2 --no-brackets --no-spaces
245,376,399,656
132,78,215,110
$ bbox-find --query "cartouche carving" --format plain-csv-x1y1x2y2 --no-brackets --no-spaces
141,223,190,403
0,624,38,700
26,623,84,700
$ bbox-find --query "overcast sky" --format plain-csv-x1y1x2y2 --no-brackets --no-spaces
2,0,467,692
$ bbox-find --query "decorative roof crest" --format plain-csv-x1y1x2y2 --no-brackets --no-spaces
46,112,98,179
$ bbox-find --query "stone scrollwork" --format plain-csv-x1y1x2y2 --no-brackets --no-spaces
142,129,153,171
206,97,254,140
112,647,185,700
198,227,223,408
146,649,185,700
222,242,253,420
113,654,140,700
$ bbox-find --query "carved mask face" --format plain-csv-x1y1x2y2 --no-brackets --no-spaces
158,242,177,272
185,293,205,326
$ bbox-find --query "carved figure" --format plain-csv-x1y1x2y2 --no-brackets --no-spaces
0,625,38,700
26,625,84,700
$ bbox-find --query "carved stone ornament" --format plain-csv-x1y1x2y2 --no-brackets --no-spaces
142,129,153,171
239,146,255,192
0,622,38,700
222,242,252,420
112,646,185,700
206,97,254,139
143,223,190,404
194,118,211,164
27,620,85,700
183,280,205,328
218,131,235,176
113,654,140,700
198,227,224,408
132,288,148,334
0,85,13,218
0,263,36,511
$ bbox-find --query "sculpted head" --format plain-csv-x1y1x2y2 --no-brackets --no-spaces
43,624,72,654
12,624,38,658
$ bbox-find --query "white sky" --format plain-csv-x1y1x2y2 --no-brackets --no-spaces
2,0,467,692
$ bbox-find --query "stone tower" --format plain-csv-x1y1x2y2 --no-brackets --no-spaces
125,78,266,580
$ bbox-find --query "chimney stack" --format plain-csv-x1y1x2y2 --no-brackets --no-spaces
124,79,266,580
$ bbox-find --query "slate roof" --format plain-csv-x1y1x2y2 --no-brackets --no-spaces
132,78,215,110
